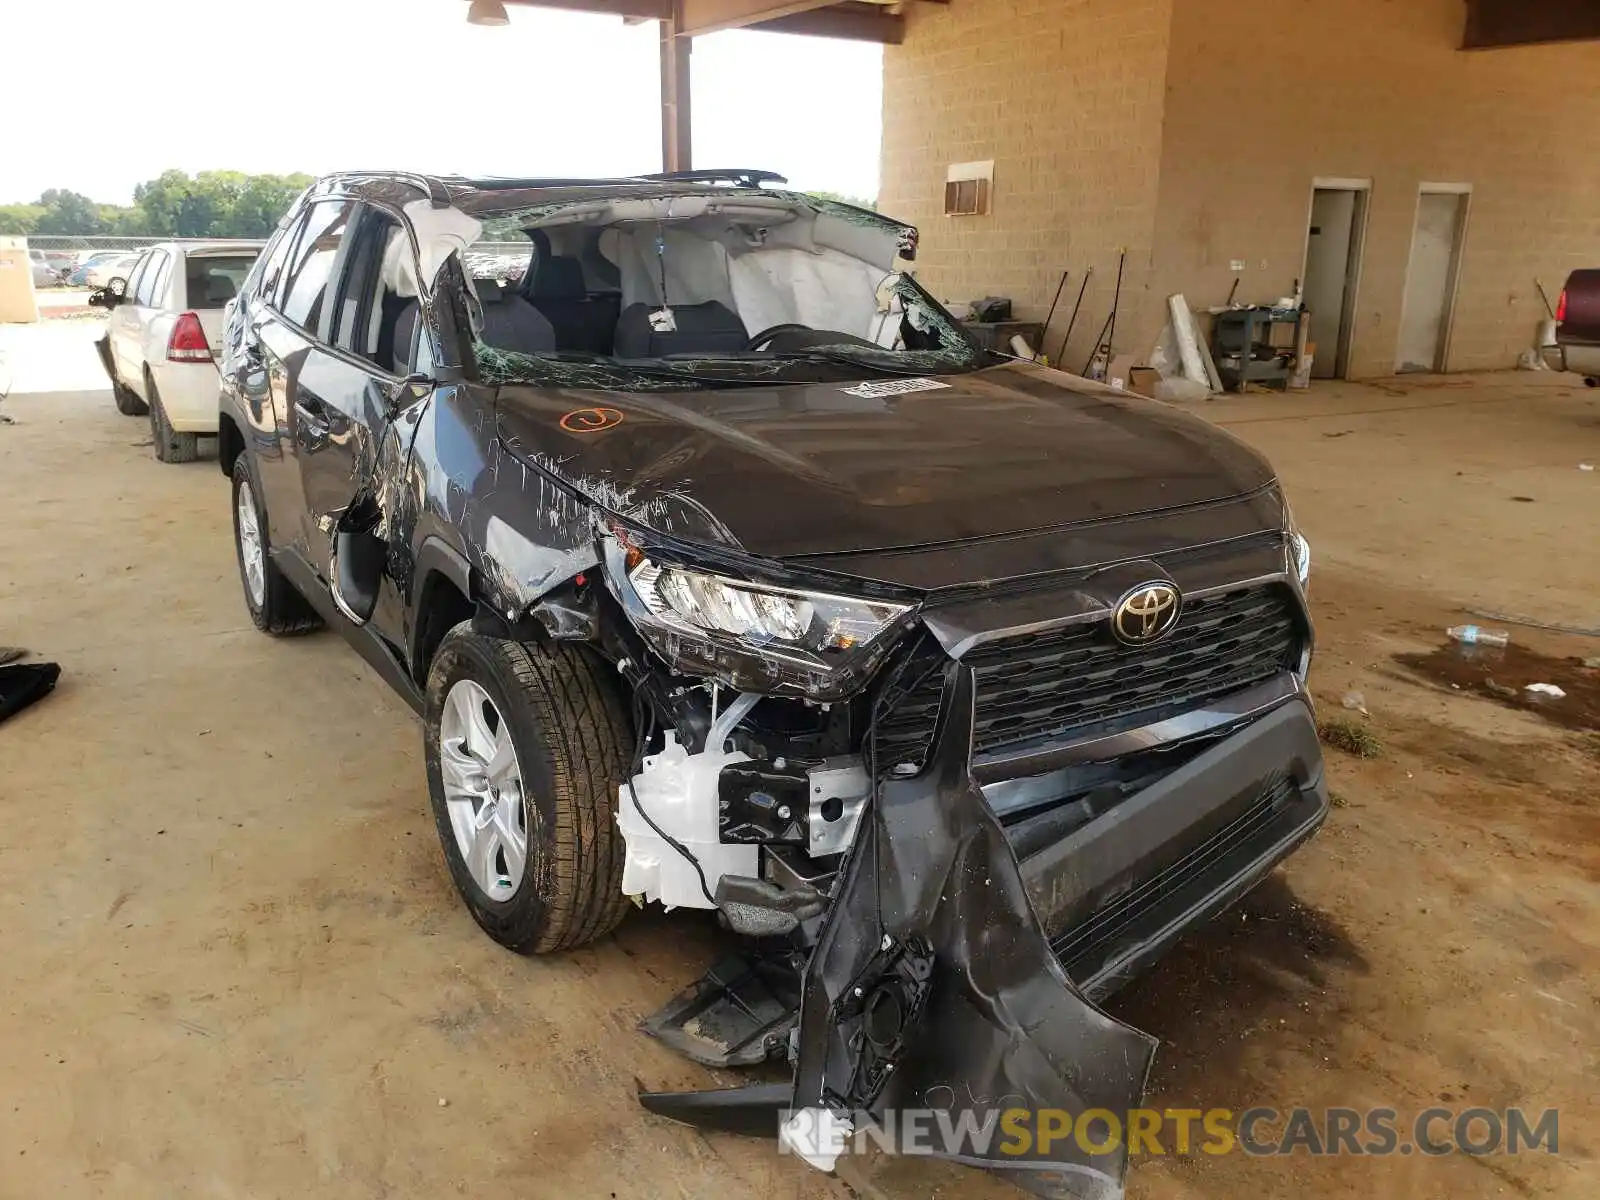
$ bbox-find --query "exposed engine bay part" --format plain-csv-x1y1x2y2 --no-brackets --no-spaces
639,946,804,1067
617,691,764,910
641,666,1160,1198
805,756,870,856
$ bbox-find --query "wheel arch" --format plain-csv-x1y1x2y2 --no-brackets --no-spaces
217,412,245,477
411,537,475,687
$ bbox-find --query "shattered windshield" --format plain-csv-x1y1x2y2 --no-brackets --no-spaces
459,194,986,392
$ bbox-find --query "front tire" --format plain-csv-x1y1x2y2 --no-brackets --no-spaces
230,455,321,636
424,626,632,953
148,375,199,463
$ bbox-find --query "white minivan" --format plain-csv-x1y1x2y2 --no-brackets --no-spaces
92,241,263,462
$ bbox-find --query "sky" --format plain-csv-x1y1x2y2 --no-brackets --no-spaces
0,0,883,205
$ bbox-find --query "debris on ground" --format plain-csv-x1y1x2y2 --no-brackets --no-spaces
1340,690,1368,715
1466,609,1600,638
1580,463,1595,472
1446,624,1509,648
1396,642,1599,732
1318,716,1383,759
0,662,61,725
1525,683,1567,699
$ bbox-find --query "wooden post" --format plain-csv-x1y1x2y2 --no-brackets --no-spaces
660,14,692,172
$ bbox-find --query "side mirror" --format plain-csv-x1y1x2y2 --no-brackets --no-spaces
88,286,118,309
386,372,433,415
108,276,128,297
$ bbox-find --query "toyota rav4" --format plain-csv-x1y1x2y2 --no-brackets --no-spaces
218,169,1326,1197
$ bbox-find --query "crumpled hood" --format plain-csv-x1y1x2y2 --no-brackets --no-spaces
493,362,1275,560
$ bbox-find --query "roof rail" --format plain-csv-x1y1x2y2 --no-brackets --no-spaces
332,171,453,209
638,169,789,190
447,176,647,191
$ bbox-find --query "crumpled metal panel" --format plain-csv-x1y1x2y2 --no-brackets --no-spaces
792,663,1158,1198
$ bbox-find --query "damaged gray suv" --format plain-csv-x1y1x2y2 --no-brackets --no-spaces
218,169,1326,1195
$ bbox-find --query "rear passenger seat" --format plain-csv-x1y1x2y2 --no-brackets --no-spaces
523,232,619,355
474,278,556,354
612,301,748,358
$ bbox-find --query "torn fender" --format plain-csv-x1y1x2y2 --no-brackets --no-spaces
643,665,1157,1197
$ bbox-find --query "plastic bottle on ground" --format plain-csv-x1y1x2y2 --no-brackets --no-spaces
1446,624,1509,648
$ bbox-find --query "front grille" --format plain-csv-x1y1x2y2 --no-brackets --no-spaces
874,584,1303,769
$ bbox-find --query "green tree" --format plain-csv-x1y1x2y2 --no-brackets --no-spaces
0,204,44,235
229,173,313,237
808,190,877,211
33,189,105,235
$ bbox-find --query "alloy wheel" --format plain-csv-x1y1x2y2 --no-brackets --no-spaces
439,678,529,902
236,479,266,608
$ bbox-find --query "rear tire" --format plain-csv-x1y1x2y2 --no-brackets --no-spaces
148,375,199,463
231,455,321,636
424,626,632,953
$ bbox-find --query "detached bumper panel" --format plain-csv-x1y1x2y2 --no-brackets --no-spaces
790,665,1158,1199
641,678,1325,1199
1016,699,1328,1000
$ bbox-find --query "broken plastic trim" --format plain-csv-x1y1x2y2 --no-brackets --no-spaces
640,664,1158,1199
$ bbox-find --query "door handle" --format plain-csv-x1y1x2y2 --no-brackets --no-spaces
295,395,332,439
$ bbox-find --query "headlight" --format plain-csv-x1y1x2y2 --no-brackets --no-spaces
630,559,909,656
1291,531,1311,588
1283,498,1311,589
603,537,916,699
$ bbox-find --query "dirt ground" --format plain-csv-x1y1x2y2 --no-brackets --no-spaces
1,323,1596,1200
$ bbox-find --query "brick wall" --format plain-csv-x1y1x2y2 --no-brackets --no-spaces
1153,0,1600,375
879,0,1175,370
880,0,1600,377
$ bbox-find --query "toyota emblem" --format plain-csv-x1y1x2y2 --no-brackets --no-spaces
1111,582,1182,646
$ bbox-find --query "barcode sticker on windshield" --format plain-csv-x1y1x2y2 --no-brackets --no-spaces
841,378,951,398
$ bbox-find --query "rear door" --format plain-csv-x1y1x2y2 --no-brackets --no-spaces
108,250,155,380
124,248,171,392
251,199,359,564
228,217,304,551
134,250,177,376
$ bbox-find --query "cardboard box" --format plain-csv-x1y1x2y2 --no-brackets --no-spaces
1128,367,1161,397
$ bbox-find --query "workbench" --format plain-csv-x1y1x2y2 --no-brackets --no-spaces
1210,306,1301,391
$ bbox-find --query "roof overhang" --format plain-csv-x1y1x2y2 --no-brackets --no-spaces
500,0,918,43
1463,0,1600,48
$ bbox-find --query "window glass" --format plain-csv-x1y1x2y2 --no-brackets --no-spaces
331,208,404,367
139,251,169,306
185,253,258,309
146,252,173,309
125,252,153,303
250,217,300,308
280,200,356,333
